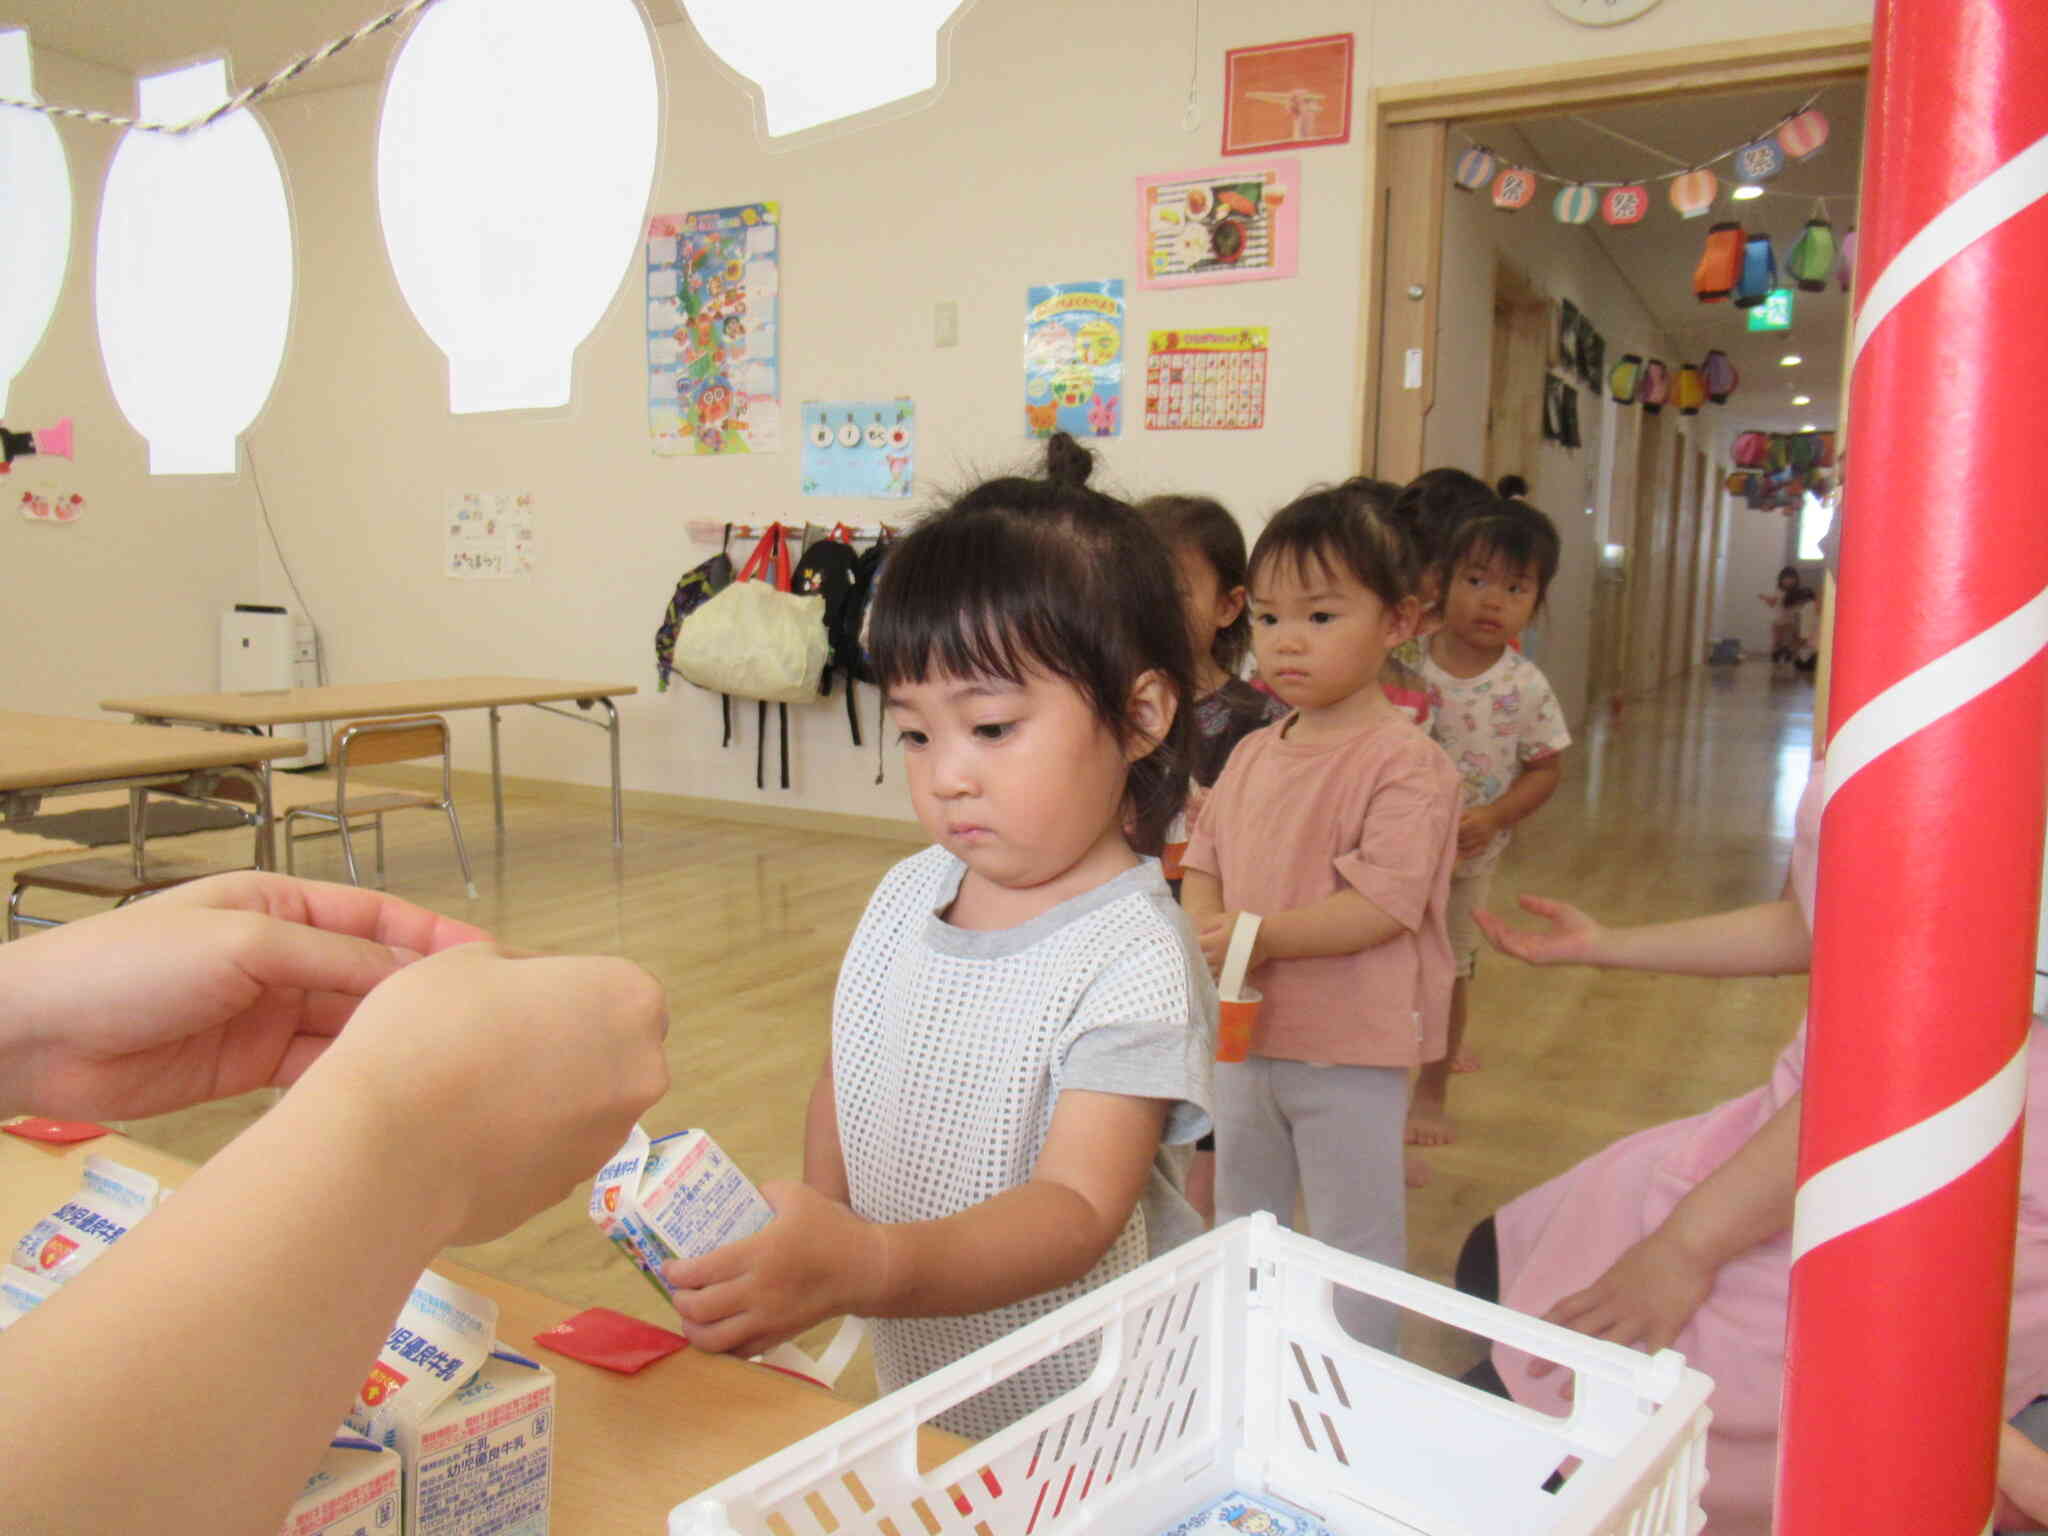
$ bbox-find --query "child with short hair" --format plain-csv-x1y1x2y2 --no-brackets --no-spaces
1179,482,1461,1348
1406,501,1570,1147
1384,467,1498,727
664,434,1214,1439
1140,494,1288,1224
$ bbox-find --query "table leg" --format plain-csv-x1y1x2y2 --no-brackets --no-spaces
600,696,623,848
489,706,504,841
128,787,147,878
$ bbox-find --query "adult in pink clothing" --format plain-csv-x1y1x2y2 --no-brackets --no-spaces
1469,768,2048,1533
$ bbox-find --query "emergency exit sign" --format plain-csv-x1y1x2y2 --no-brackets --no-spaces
1747,288,1795,331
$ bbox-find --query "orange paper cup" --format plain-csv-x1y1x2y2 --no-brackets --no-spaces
1217,987,1261,1063
1161,841,1189,880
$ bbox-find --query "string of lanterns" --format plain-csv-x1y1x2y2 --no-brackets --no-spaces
1726,429,1837,514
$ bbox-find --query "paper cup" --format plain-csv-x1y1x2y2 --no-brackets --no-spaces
1217,986,1261,1063
1161,841,1189,880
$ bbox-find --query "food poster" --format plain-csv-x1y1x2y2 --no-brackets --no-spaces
1023,280,1125,439
803,401,915,498
1137,160,1299,289
445,491,538,579
646,203,781,456
1145,328,1268,430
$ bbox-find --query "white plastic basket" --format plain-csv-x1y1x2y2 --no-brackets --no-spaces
671,1214,1711,1536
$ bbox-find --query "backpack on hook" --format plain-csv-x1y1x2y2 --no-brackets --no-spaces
653,526,735,692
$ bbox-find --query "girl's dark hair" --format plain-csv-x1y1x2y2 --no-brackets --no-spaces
1138,494,1251,675
869,432,1193,854
1390,466,1496,590
1248,476,1417,612
1777,565,1800,586
1496,474,1529,500
1443,501,1564,609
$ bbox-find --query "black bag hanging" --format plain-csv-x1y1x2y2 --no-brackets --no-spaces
652,525,734,692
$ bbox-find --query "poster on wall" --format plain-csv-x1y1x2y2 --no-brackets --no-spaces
646,203,781,457
1136,160,1299,290
1221,34,1354,155
445,491,537,579
802,400,915,498
1023,280,1124,439
1145,328,1269,430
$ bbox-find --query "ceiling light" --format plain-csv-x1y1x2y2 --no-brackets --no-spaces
1732,184,1765,201
1791,394,1812,405
1801,423,1818,432
1780,354,1803,367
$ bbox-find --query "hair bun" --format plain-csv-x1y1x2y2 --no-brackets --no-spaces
1497,474,1529,500
1044,431,1095,489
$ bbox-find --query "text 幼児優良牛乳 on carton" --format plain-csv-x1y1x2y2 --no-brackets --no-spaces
347,1270,556,1536
590,1125,773,1300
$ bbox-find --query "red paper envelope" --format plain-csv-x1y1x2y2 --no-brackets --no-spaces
533,1307,689,1375
3,1118,111,1144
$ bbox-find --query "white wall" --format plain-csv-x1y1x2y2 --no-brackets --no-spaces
4,0,1868,818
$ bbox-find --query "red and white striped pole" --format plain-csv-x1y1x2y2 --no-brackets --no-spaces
1779,3,2048,1531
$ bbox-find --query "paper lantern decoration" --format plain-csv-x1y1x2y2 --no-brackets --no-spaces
1673,363,1707,415
1693,221,1744,302
0,31,71,418
1639,359,1671,413
1552,184,1597,224
1732,136,1786,184
1817,431,1837,468
1733,234,1778,307
1608,353,1643,404
1453,146,1498,191
1669,168,1718,219
1777,107,1830,161
378,0,659,413
1785,218,1838,291
1491,166,1537,211
1725,470,1756,496
1837,225,1858,292
1702,349,1739,403
1601,185,1650,226
1731,431,1770,468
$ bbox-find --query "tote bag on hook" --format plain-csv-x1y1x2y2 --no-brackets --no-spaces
670,524,829,705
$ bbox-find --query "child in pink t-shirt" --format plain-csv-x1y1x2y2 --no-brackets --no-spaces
1181,479,1461,1349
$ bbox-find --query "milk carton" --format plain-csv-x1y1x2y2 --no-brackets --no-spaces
10,1155,158,1283
277,1434,401,1536
0,1263,58,1329
589,1125,773,1301
348,1271,556,1536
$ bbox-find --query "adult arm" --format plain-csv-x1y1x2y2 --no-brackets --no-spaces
0,939,671,1536
666,1088,1170,1358
1476,877,1809,978
1996,1423,2048,1531
1533,1093,1801,1370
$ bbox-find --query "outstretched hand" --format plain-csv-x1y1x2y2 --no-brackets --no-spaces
0,870,490,1120
1528,1229,1714,1374
1474,892,1605,968
664,1181,886,1360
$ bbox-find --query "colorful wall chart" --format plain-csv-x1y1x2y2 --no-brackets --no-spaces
1137,160,1299,290
445,491,537,579
802,401,915,498
1145,328,1269,430
646,203,780,457
1023,280,1124,439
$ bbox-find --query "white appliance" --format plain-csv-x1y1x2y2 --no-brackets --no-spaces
219,604,326,768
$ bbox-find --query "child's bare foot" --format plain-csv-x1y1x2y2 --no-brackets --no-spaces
1404,1149,1433,1188
1405,1091,1456,1146
1451,1049,1483,1074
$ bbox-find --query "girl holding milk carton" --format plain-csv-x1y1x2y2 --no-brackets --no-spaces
665,436,1215,1439
1179,479,1460,1350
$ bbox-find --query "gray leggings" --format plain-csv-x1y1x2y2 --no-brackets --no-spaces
1213,1056,1410,1351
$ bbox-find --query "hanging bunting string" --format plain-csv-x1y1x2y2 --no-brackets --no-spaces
0,0,441,134
1459,89,1846,193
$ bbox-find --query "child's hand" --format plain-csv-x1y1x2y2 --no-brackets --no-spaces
1528,1228,1714,1373
1456,806,1500,857
1197,910,1265,977
1474,893,1604,967
663,1181,886,1359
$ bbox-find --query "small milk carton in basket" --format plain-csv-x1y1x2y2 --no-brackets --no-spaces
669,1215,1712,1536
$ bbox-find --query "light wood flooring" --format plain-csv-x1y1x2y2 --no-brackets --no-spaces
16,661,1815,1397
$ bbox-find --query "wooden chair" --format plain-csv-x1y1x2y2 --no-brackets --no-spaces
6,775,264,940
283,715,477,898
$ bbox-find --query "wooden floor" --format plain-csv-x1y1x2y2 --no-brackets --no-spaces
30,660,1815,1396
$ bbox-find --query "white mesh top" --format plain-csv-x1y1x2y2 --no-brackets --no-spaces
834,845,1215,1439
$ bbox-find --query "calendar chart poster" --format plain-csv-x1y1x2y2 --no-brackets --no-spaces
646,203,781,457
446,491,538,579
1145,328,1269,431
802,400,915,498
1023,280,1125,439
1137,160,1298,291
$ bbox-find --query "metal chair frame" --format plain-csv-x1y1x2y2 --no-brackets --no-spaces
281,715,478,899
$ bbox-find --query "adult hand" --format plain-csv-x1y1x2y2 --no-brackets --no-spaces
1474,892,1605,967
664,1181,885,1359
0,871,489,1121
300,941,671,1247
1528,1228,1713,1374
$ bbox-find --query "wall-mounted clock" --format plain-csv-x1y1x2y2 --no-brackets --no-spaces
1549,0,1666,25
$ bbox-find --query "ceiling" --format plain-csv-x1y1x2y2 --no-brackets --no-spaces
1477,78,1864,438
